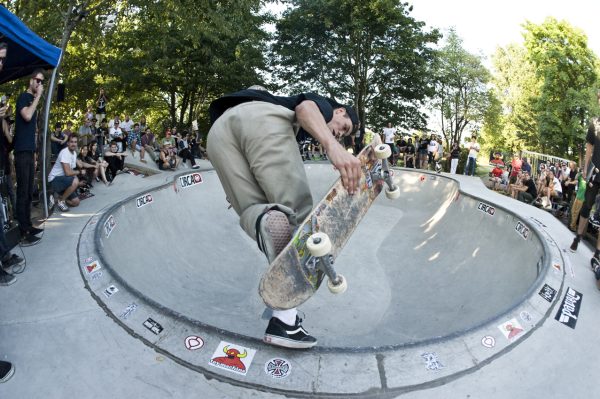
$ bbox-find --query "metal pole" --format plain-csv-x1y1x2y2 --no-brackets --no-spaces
41,50,63,219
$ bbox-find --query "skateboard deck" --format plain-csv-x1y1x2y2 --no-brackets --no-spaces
259,136,387,310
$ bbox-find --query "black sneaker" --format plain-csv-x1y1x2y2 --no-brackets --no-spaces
0,360,14,382
263,316,317,349
569,236,580,252
20,234,41,247
29,227,44,236
590,215,600,229
0,269,16,286
2,254,24,269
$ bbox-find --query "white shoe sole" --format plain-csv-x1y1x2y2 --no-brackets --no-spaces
263,334,317,349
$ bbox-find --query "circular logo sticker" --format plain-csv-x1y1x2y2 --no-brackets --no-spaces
481,335,496,348
185,335,205,351
265,358,292,379
520,311,533,323
420,175,426,182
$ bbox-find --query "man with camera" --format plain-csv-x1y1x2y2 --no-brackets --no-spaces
14,69,46,246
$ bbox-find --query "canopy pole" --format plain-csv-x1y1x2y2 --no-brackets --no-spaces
40,49,63,219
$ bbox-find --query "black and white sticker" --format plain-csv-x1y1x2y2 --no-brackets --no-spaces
103,285,119,298
538,284,557,303
477,202,495,216
179,173,203,189
136,193,154,208
264,358,292,379
481,335,496,348
143,318,164,335
555,287,583,329
515,221,530,240
104,215,116,238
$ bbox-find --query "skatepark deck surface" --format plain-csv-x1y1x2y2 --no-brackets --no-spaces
0,158,598,399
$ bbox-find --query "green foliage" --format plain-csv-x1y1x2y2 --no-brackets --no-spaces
5,0,272,136
432,29,492,150
271,0,440,133
523,17,598,158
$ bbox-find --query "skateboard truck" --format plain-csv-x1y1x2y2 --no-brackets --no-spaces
307,232,347,294
374,144,401,199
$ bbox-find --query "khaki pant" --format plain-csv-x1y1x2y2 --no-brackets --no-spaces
570,198,583,230
207,101,313,241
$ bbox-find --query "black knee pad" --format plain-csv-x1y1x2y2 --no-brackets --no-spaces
580,203,592,219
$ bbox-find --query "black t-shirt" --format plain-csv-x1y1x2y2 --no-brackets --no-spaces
586,117,600,169
209,89,351,143
97,95,107,114
405,144,415,154
451,147,461,159
15,92,37,152
524,179,537,197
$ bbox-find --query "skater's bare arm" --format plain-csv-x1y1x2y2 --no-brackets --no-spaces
295,101,361,194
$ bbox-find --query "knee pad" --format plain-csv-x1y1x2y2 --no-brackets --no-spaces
580,203,592,219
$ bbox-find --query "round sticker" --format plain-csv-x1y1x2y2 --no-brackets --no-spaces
481,335,496,348
265,358,292,379
185,335,205,351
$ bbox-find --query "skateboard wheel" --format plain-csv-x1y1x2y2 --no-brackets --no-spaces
374,144,391,159
385,185,401,199
327,274,347,294
307,233,332,257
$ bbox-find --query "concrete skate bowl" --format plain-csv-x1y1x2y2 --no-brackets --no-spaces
92,165,550,351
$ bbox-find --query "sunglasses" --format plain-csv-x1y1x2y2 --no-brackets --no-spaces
34,78,44,84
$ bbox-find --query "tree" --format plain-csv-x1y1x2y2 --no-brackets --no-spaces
271,0,440,139
431,29,492,151
484,43,539,154
523,17,598,158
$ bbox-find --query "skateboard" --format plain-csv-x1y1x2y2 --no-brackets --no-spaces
258,137,399,310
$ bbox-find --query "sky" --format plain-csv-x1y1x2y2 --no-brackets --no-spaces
408,0,600,65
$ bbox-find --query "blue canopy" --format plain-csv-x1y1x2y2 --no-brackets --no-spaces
0,5,61,84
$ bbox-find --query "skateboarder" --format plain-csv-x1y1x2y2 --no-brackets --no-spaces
571,90,600,277
207,88,360,348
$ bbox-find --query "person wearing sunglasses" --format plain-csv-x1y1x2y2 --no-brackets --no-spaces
14,69,46,246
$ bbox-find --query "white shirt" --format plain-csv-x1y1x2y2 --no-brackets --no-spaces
468,142,480,158
120,119,134,133
109,126,123,139
48,147,77,182
428,140,438,153
383,127,396,144
553,177,563,193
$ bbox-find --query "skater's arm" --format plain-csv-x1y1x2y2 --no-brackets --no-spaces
295,100,361,194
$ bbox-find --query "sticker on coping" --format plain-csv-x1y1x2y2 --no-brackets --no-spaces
552,263,562,273
529,216,546,228
208,341,256,376
136,193,154,208
498,318,524,341
477,202,495,216
104,215,116,238
179,173,203,189
84,260,102,275
119,303,138,320
520,311,533,323
90,271,103,280
555,287,583,329
419,175,426,182
515,221,530,240
103,285,119,298
89,218,98,226
84,256,93,263
538,284,557,303
421,352,444,371
430,175,437,180
265,358,292,379
481,336,496,348
143,318,163,335
185,335,205,351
